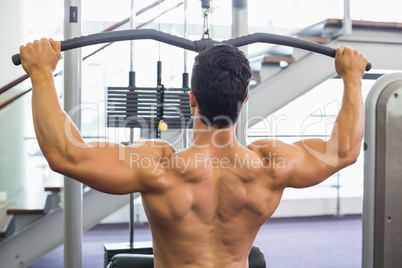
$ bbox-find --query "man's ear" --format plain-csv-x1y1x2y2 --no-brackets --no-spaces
189,91,197,108
244,92,250,104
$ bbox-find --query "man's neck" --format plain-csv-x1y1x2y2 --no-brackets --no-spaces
190,118,242,149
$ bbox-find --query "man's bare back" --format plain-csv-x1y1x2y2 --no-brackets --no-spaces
19,40,368,268
136,137,282,267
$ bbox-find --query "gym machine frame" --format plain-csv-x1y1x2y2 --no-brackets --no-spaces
363,72,402,268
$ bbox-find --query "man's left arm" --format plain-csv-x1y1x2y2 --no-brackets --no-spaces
249,46,367,190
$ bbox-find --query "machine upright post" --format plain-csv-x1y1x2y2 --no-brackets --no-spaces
63,0,83,267
232,0,248,146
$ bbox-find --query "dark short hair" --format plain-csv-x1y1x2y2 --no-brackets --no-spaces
191,44,252,129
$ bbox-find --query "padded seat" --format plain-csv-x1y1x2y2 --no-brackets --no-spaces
107,254,153,268
107,245,266,268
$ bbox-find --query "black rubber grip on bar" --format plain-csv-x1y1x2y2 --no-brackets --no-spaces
12,54,22,66
11,29,372,71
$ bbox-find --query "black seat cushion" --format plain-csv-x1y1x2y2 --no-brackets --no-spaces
107,245,266,268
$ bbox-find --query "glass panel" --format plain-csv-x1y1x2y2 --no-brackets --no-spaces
248,78,378,200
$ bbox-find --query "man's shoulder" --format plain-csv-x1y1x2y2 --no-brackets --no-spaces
130,139,176,158
247,139,292,156
246,139,295,186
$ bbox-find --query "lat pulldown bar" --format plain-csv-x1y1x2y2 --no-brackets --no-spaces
12,28,372,71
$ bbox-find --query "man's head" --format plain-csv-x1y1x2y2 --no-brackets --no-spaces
190,44,252,129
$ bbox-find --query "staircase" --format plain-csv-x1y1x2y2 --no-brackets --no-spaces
0,169,62,267
0,201,15,241
248,18,402,125
249,20,329,85
0,160,132,268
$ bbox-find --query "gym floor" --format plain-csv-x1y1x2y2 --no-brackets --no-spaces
28,214,362,268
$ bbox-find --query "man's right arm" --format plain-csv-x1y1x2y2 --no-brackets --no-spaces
20,38,174,195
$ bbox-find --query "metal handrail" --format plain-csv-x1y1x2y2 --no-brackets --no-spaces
0,74,29,95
